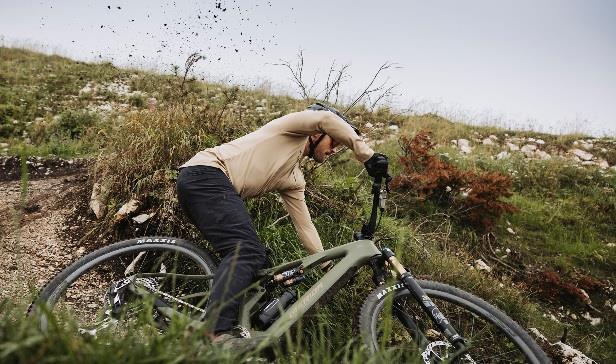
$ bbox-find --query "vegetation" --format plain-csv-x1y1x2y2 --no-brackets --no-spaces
1,46,615,362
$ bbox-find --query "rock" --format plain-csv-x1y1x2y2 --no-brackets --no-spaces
488,134,498,140
595,159,609,169
527,137,536,142
147,97,157,110
569,149,594,161
506,227,516,235
89,183,107,219
79,82,96,95
474,259,492,272
388,125,399,132
536,139,545,145
553,342,598,363
114,199,140,222
496,151,509,160
535,150,552,160
582,312,601,326
580,141,593,151
521,144,537,152
529,328,597,364
457,139,472,154
607,243,615,248
482,138,495,146
506,142,520,151
365,122,373,128
132,213,154,224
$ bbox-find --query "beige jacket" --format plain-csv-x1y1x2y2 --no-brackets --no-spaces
180,109,374,254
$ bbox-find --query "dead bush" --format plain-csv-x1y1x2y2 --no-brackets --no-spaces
391,130,518,231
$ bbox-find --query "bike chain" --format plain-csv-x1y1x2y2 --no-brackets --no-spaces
150,286,207,314
110,276,207,314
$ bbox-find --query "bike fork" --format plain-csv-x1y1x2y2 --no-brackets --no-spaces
381,248,467,353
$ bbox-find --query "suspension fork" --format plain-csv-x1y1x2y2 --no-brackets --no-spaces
381,248,467,352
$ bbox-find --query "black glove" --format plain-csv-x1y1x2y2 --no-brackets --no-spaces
364,153,389,178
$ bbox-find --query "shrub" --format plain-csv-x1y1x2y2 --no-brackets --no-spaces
391,130,518,231
129,94,145,108
0,104,23,137
55,110,99,139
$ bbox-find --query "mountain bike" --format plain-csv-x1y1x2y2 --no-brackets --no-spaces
31,173,550,363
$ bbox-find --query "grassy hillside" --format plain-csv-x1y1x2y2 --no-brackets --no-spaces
1,46,615,362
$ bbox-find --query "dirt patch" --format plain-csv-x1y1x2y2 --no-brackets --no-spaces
0,170,98,301
0,156,90,181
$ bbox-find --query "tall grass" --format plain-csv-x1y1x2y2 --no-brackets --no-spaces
3,46,615,362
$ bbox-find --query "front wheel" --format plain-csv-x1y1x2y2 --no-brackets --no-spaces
359,280,550,363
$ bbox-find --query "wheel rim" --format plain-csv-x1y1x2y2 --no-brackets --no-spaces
370,288,536,363
38,244,214,335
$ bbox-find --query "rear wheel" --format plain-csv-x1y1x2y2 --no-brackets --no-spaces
31,237,217,335
359,280,550,363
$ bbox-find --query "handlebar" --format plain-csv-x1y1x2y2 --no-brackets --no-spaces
354,173,391,241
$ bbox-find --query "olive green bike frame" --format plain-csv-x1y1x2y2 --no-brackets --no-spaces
248,239,381,347
143,239,381,349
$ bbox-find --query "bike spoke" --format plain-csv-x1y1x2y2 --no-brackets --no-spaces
40,245,214,335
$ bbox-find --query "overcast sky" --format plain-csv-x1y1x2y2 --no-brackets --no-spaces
1,0,615,136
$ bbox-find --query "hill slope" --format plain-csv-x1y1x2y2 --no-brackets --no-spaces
1,46,615,362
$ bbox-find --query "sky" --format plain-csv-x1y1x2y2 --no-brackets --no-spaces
1,0,615,136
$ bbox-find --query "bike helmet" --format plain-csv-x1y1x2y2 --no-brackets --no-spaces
306,102,361,135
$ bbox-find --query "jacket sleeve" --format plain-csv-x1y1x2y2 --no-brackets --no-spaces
279,189,324,255
279,110,375,163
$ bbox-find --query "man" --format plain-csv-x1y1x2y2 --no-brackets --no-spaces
176,103,387,343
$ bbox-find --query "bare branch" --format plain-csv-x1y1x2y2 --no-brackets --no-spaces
326,64,350,103
274,51,399,113
181,52,205,96
344,62,399,113
272,50,313,100
370,84,399,110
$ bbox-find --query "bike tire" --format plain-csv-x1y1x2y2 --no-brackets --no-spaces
359,280,550,363
32,237,218,332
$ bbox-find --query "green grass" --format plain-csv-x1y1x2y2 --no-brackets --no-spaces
2,46,615,362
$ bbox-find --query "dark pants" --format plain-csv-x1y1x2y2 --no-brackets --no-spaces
176,165,268,333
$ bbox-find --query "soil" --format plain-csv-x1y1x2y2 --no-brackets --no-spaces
0,162,95,302
0,156,90,182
